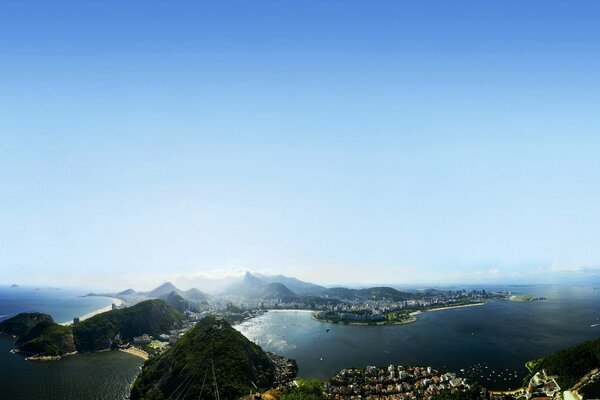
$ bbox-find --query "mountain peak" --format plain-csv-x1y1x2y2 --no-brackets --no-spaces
146,282,181,297
243,271,260,283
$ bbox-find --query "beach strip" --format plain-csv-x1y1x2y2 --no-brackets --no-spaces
119,346,149,360
60,297,124,326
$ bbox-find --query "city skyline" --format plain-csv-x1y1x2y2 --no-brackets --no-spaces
2,1,600,289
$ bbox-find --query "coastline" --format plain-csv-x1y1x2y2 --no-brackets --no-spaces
423,302,486,312
59,297,124,326
119,346,149,360
311,313,417,326
310,302,486,326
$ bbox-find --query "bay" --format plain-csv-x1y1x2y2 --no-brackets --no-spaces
235,285,600,390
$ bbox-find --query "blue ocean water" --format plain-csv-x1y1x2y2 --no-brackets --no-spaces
0,285,144,400
0,285,114,324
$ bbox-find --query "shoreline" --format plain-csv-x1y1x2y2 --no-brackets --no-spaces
423,302,486,312
60,297,124,326
267,309,314,313
119,346,149,360
309,302,486,326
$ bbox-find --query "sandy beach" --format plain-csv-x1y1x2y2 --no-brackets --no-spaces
60,297,124,326
119,346,149,360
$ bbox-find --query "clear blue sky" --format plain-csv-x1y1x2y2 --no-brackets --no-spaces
1,1,600,289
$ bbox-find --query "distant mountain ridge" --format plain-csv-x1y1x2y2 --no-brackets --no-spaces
136,272,418,303
223,272,298,301
252,273,327,296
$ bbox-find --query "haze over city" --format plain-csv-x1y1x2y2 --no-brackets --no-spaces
2,1,600,289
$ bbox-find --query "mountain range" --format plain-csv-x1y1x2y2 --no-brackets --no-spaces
121,271,424,304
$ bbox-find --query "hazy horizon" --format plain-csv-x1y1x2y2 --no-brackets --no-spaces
2,1,600,289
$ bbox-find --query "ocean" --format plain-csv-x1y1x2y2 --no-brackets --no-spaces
0,286,144,400
1,284,599,397
0,286,115,324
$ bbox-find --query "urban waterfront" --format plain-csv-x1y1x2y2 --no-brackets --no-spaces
236,285,600,391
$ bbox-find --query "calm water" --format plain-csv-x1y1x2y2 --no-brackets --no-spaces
0,286,114,324
0,335,143,400
0,285,144,399
236,285,600,390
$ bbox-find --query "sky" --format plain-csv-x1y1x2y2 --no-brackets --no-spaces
1,1,600,290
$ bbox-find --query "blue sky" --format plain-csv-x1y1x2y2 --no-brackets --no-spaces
1,1,600,289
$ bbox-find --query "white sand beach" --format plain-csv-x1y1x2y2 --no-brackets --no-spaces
60,297,124,326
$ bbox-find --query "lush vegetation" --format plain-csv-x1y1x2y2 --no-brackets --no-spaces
525,336,600,389
73,299,184,352
159,291,188,313
282,380,325,400
1,300,182,357
0,313,76,356
0,312,53,337
17,320,76,356
130,315,277,400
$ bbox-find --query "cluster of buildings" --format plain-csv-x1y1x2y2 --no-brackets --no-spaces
316,309,386,323
324,365,480,400
268,353,298,388
490,369,578,400
132,318,197,353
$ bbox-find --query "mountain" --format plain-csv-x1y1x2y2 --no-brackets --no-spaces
261,282,297,301
130,315,278,400
0,312,53,337
223,272,297,301
177,271,326,296
73,299,184,352
182,287,209,302
253,273,327,296
145,282,181,298
159,291,188,313
0,313,75,357
176,273,246,295
118,288,136,295
16,320,76,357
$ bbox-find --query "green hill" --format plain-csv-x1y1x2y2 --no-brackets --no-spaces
73,299,184,352
17,320,76,357
224,272,298,301
0,312,53,337
130,315,277,400
159,291,188,313
526,336,600,389
0,313,76,357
